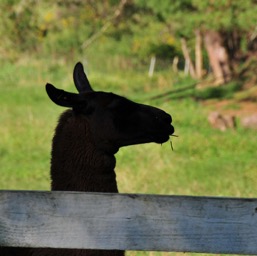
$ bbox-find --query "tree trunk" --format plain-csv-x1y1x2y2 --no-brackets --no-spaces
204,30,231,85
195,29,203,79
181,37,196,79
222,29,242,70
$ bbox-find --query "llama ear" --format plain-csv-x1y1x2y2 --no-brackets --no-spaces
45,83,81,108
73,62,93,93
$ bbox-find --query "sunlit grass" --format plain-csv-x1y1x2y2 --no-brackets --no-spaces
0,60,256,256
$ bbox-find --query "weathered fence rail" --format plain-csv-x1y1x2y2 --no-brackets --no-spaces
1,190,257,254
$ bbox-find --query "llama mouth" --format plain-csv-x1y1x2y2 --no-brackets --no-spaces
119,124,174,147
119,134,170,147
145,124,174,144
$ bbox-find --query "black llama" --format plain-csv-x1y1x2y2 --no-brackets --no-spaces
1,62,174,256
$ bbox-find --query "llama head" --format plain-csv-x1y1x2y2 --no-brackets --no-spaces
46,62,174,154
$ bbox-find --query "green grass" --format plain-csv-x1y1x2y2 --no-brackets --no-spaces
0,60,256,256
1,86,54,190
117,99,257,198
195,81,243,100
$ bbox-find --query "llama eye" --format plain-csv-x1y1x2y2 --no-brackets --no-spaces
107,101,119,109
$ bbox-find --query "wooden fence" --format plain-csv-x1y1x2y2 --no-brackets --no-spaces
1,190,257,254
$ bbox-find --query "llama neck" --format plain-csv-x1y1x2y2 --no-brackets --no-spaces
50,110,118,193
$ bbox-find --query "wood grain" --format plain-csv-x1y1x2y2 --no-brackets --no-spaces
1,190,257,254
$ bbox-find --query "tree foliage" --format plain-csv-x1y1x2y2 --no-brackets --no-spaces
135,0,257,83
0,0,256,85
135,0,257,35
0,0,125,60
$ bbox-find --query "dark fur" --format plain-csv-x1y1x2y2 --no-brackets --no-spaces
50,110,119,193
1,63,174,256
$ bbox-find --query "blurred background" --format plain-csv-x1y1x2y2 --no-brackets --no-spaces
0,1,257,255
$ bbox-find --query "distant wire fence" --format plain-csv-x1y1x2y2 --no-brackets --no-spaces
149,83,198,101
149,75,240,101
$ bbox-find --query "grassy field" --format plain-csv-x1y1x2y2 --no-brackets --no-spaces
0,60,256,256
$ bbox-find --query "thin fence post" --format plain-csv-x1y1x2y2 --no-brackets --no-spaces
148,56,156,77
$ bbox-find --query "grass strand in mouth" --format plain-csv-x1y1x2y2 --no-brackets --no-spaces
170,134,178,151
